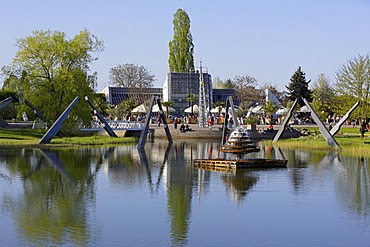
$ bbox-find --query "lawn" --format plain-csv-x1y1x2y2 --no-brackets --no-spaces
0,129,137,148
266,125,370,156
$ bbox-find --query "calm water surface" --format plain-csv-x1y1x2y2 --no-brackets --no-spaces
1,140,370,246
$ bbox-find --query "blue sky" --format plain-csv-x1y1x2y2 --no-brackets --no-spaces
1,0,369,92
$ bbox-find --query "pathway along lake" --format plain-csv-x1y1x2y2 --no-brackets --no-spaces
1,140,370,246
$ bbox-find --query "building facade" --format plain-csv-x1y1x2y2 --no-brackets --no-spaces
102,74,241,115
102,87,162,105
212,88,239,106
163,72,213,114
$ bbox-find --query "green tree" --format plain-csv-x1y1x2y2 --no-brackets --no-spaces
212,101,225,117
2,29,103,131
162,101,174,118
263,100,279,119
286,66,312,106
109,63,155,88
335,54,370,117
115,99,136,119
91,93,109,117
187,93,196,114
168,9,194,72
212,77,235,89
312,73,335,117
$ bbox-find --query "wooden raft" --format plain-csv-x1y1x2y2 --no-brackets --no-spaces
194,158,288,169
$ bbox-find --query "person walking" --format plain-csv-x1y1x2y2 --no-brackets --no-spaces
360,120,367,140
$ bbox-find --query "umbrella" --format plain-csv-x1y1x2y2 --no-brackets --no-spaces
276,107,288,115
131,104,148,113
210,106,225,114
184,104,199,113
152,104,176,113
299,105,311,113
251,105,264,113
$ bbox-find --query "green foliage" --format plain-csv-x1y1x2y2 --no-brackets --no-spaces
0,90,18,102
168,9,194,72
263,100,279,117
212,77,235,89
286,66,312,106
311,73,335,117
0,90,19,119
212,101,225,116
162,101,174,117
187,93,196,106
91,93,109,117
3,29,103,131
236,108,244,118
335,54,370,117
244,116,259,125
112,99,137,119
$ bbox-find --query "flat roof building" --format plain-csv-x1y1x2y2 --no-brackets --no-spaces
102,87,162,106
162,72,212,114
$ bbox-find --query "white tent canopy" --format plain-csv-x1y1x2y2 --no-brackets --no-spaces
276,107,288,115
299,105,311,113
131,104,148,113
251,105,264,113
184,104,199,113
210,106,226,114
152,104,176,113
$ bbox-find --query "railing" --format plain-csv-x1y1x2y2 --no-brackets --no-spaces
82,120,144,131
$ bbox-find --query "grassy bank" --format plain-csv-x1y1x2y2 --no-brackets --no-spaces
0,129,138,148
264,126,370,156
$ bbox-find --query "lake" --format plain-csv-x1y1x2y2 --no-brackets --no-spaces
1,140,370,246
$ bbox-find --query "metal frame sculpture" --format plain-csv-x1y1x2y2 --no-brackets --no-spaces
222,96,238,145
273,99,360,146
329,101,360,136
85,96,117,137
0,97,13,110
273,99,298,143
302,98,339,148
273,98,361,149
39,97,79,144
138,96,172,147
24,99,65,137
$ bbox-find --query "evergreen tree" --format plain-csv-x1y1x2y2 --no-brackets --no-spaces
168,9,194,72
286,66,312,106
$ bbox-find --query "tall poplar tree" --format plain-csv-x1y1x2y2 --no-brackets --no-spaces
286,66,312,106
168,9,194,72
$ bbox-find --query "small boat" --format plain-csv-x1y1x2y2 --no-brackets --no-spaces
220,126,260,153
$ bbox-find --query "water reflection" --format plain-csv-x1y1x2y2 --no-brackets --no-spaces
222,170,259,204
1,142,370,246
0,148,99,246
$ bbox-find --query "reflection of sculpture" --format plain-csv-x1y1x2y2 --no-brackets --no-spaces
222,170,258,203
138,143,172,193
336,156,370,217
0,148,104,246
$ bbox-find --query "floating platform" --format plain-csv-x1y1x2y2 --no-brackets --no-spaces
194,158,288,169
